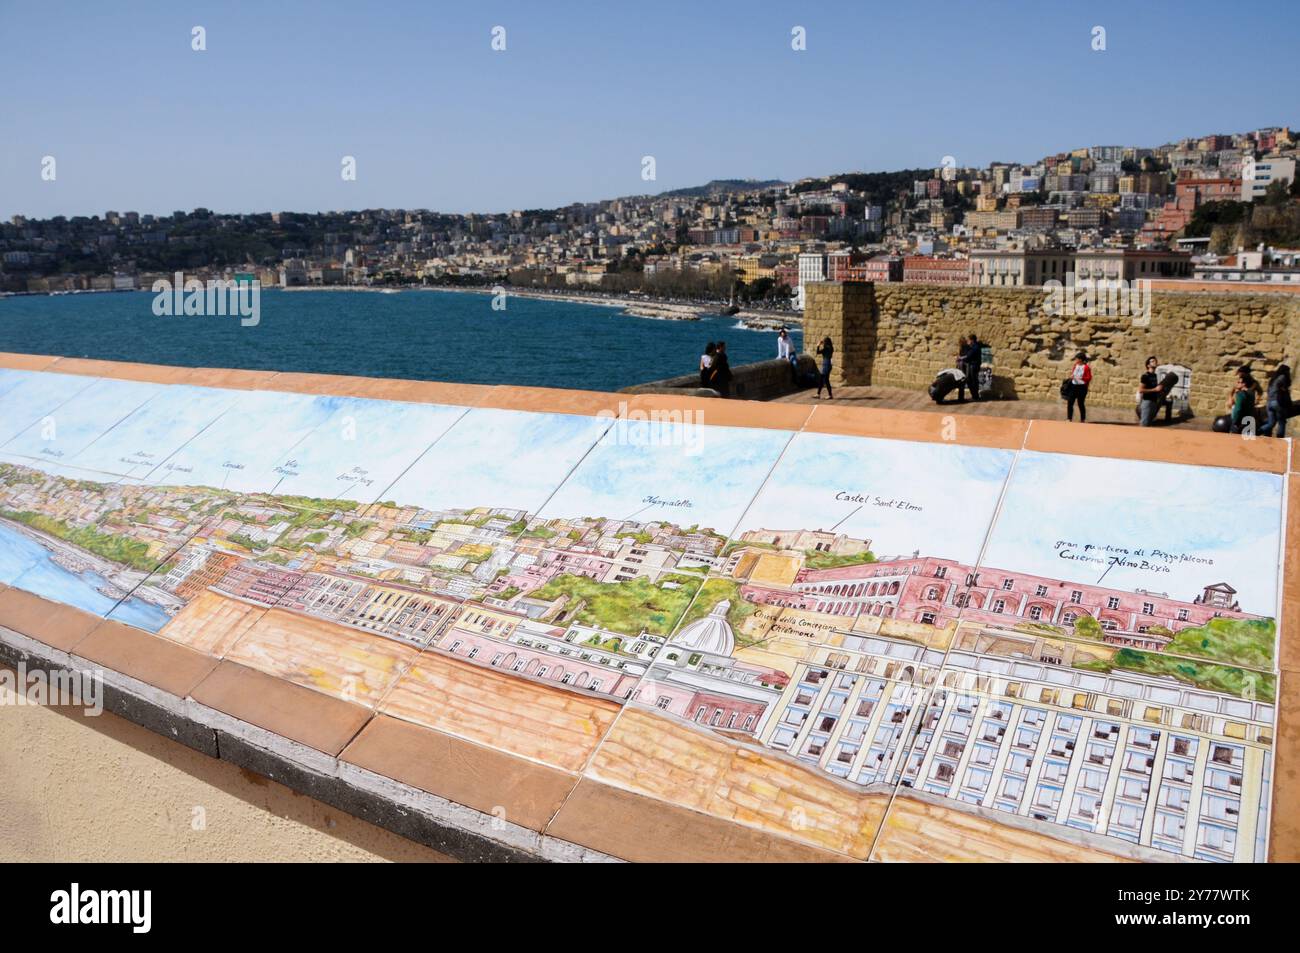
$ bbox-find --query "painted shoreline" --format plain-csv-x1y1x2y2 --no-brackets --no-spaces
0,514,148,595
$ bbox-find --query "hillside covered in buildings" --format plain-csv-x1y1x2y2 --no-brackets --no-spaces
5,125,1298,300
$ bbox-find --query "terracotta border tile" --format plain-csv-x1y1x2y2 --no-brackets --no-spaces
1025,419,1287,473
479,385,628,418
0,351,61,372
805,403,1029,450
45,357,193,383
1269,671,1300,861
1284,597,1300,676
180,367,281,390
342,714,578,832
0,587,103,652
73,620,219,696
265,371,492,407
1283,474,1300,673
623,394,813,432
190,660,372,756
546,778,857,863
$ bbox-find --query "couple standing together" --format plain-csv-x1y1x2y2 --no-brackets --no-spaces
699,341,732,396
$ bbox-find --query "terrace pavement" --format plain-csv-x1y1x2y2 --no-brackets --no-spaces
772,385,1219,430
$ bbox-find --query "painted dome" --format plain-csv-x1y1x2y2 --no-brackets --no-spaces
671,600,735,656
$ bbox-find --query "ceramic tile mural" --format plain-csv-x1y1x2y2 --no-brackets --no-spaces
138,390,347,493
1,377,164,465
0,368,1291,863
258,396,467,503
975,451,1283,672
66,384,245,478
0,371,120,448
870,632,1275,863
378,406,614,539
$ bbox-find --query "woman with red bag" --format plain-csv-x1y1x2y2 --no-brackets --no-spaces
1064,351,1092,423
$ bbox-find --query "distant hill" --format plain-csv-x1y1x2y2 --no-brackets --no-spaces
792,169,933,203
657,179,786,198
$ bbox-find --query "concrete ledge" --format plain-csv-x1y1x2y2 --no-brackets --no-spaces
546,778,858,863
340,714,580,833
0,624,617,864
190,661,372,757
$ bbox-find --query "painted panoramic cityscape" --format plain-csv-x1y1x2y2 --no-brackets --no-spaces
0,366,1283,863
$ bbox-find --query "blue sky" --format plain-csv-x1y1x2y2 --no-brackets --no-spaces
2,0,1296,218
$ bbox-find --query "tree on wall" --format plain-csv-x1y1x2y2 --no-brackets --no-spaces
1073,614,1103,640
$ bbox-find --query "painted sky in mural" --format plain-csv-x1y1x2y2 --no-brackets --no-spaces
735,432,1016,563
381,407,613,516
536,420,792,533
982,451,1283,616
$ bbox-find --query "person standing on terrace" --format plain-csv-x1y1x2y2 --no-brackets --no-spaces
815,336,834,400
700,342,716,389
964,332,983,401
1065,351,1092,422
711,340,732,397
1262,363,1292,437
1137,355,1163,427
777,327,798,384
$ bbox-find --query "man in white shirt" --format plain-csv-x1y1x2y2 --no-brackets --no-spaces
777,327,798,384
776,328,795,360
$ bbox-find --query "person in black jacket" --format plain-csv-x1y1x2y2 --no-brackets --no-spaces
711,340,732,397
815,336,834,399
955,336,971,401
964,332,982,401
1137,355,1163,427
1262,363,1293,437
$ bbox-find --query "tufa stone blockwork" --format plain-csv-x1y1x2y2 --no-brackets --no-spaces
802,281,1300,419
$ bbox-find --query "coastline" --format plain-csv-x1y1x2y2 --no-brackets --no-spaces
418,285,803,326
3,282,802,327
0,514,151,600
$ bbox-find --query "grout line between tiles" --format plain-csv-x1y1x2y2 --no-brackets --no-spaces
865,433,1027,860
543,418,804,837
0,372,101,452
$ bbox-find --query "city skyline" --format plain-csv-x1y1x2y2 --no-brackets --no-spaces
2,0,1299,219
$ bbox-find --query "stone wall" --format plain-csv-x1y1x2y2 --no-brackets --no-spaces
803,281,1300,418
623,355,817,401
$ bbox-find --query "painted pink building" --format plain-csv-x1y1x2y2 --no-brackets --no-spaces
741,556,1261,652
639,682,767,732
